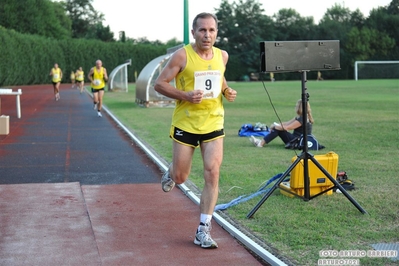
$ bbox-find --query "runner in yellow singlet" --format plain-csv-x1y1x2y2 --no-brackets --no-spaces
70,71,76,89
88,60,108,117
154,12,237,249
75,67,85,94
49,63,63,101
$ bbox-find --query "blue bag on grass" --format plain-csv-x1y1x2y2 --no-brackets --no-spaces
238,123,269,137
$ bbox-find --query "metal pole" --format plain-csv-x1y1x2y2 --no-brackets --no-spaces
17,89,21,119
183,0,189,45
301,71,310,200
354,61,358,81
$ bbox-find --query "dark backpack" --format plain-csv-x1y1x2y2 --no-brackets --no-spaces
285,134,325,150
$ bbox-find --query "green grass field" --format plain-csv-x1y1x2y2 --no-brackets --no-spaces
103,79,399,266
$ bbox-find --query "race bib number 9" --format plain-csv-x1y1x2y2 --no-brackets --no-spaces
194,70,222,99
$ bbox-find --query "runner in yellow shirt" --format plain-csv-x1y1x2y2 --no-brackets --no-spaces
70,71,76,89
154,12,237,249
88,60,108,117
49,63,62,101
75,67,85,94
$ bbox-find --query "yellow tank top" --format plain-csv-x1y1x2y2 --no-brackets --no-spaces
52,68,61,83
91,67,105,89
70,72,75,79
75,70,84,81
172,44,225,134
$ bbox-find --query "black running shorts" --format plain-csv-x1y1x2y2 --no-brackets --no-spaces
170,126,224,148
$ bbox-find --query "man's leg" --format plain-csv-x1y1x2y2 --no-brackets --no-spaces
93,91,99,109
97,90,105,111
172,141,194,184
199,138,222,215
56,83,60,99
53,84,57,99
96,90,105,117
194,138,223,248
54,83,60,100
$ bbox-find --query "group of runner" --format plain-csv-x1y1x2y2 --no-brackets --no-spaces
49,60,108,117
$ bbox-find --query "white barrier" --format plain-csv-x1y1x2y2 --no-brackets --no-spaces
0,88,22,119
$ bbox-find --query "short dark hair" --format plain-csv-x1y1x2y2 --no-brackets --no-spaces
192,12,218,30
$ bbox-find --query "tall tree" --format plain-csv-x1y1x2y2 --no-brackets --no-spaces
316,4,355,78
52,1,73,34
215,0,274,78
366,1,399,58
346,27,395,61
119,31,126,42
86,24,115,42
0,0,71,39
348,9,365,29
61,0,114,41
273,8,317,41
318,4,353,42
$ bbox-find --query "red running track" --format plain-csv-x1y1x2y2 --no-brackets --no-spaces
0,85,269,266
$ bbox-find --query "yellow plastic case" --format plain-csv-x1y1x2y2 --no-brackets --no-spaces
279,152,338,197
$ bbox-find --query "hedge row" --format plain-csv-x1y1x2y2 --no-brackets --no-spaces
0,26,167,86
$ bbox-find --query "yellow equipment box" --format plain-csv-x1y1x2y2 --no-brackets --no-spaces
279,152,338,197
290,151,338,189
279,181,334,197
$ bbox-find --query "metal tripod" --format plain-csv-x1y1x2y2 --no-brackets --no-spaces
247,71,367,218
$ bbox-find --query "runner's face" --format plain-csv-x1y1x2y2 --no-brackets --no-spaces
192,17,218,51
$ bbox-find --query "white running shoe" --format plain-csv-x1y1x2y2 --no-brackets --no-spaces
249,135,263,147
97,112,102,117
194,223,218,249
93,102,98,110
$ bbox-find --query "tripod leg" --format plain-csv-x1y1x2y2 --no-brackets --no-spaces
308,155,367,214
247,156,303,218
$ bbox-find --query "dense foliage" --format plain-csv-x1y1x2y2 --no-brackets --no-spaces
214,0,398,80
0,0,71,39
0,26,167,86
